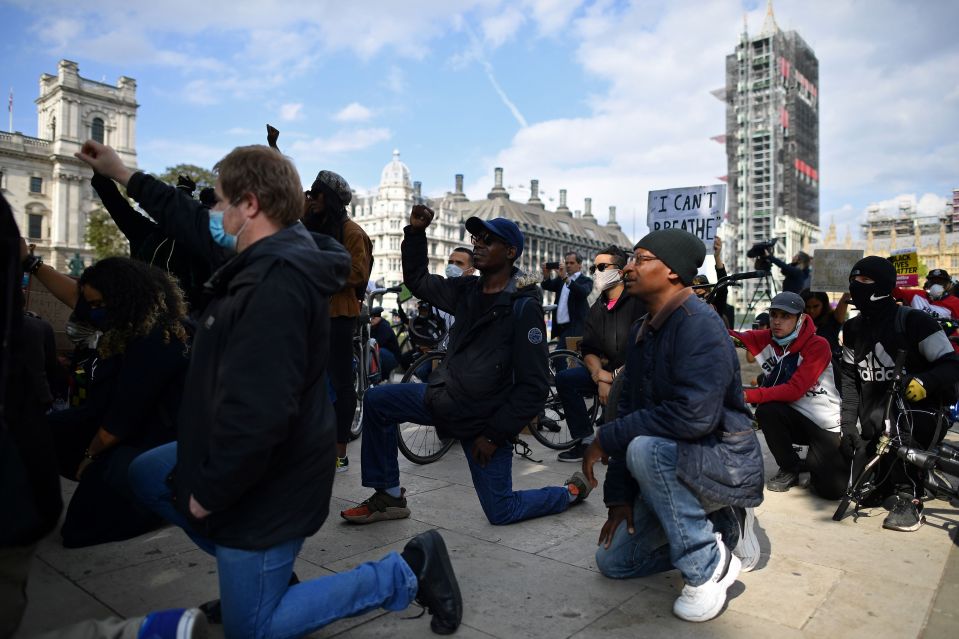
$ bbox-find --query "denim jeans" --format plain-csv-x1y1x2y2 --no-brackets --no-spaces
361,383,570,525
378,348,398,381
594,436,738,587
128,443,418,639
555,366,597,440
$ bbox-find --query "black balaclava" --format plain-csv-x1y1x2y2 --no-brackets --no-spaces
848,256,897,316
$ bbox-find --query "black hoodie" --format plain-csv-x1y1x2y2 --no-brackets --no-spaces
172,222,350,549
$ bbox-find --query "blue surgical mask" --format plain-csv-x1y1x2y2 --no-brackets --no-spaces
445,264,464,279
772,316,802,346
209,212,237,250
88,307,110,331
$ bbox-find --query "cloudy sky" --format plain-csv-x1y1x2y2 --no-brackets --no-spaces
2,0,956,242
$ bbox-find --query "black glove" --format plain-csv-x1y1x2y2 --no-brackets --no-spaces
177,174,196,195
840,431,864,460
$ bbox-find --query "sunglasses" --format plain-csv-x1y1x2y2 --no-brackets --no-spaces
470,232,505,247
589,263,620,274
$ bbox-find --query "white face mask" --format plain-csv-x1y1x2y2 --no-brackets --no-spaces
445,264,464,278
928,283,946,300
594,267,622,292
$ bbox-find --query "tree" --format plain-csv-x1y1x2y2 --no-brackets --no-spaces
156,164,217,192
85,208,129,260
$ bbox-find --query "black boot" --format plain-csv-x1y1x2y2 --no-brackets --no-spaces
402,530,462,635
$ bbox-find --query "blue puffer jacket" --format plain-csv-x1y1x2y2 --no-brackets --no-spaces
599,290,764,509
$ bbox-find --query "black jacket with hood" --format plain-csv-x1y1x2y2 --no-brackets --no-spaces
172,222,350,550
402,226,549,444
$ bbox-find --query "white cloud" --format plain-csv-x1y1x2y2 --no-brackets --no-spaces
384,66,407,94
287,127,392,160
279,103,304,121
334,102,374,123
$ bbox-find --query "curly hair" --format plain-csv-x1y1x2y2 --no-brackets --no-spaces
78,257,189,358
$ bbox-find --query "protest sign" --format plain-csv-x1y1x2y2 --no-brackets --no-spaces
890,248,919,287
810,249,863,292
647,185,726,248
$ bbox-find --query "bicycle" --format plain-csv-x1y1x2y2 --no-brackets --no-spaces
396,348,597,463
833,349,956,521
350,285,403,440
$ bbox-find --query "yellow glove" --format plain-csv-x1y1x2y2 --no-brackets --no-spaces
904,377,927,402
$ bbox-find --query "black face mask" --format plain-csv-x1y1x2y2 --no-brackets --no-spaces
849,279,895,316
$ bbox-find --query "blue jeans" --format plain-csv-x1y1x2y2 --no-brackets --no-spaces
555,366,597,440
129,444,418,639
594,436,738,587
378,348,398,381
361,383,570,525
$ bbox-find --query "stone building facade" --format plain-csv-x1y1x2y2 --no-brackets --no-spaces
1,60,138,269
350,151,632,288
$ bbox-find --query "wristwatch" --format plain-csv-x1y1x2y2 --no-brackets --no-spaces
22,254,42,274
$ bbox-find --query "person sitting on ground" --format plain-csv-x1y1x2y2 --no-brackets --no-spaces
342,206,591,527
19,243,189,548
585,228,763,624
800,290,850,358
555,245,646,463
303,170,373,473
893,268,959,319
765,249,811,294
730,292,846,499
691,236,732,328
840,256,959,532
71,141,465,637
370,307,401,381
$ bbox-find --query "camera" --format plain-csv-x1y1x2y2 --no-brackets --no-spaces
545,261,560,270
746,238,778,259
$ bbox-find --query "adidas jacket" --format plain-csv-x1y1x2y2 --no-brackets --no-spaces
730,316,841,432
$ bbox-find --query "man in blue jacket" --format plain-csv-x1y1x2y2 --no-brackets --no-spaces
583,229,764,623
343,206,591,526
76,141,463,637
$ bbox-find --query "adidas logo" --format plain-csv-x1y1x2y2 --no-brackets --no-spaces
858,344,898,382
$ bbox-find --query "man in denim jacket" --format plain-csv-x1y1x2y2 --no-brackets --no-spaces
583,229,764,623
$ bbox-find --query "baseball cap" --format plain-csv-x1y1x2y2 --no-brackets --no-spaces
465,217,525,258
768,292,805,315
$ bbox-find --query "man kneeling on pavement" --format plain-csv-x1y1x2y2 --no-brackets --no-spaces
730,291,847,499
342,205,591,527
583,229,764,623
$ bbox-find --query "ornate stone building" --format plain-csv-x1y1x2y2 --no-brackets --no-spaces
822,189,959,276
350,152,632,288
1,60,138,269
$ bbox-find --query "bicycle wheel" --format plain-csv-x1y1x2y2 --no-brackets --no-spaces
833,453,882,521
530,349,598,450
349,345,364,441
397,351,455,464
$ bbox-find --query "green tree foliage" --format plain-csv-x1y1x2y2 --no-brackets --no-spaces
84,208,129,260
156,164,217,192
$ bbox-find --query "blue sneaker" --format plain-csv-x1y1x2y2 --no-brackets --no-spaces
138,608,207,639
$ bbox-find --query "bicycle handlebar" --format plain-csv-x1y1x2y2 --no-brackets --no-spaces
704,270,767,305
369,286,403,296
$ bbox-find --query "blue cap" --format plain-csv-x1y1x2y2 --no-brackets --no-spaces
465,216,525,258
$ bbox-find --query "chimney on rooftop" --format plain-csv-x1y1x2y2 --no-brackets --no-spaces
487,167,509,200
606,205,621,230
556,189,572,217
452,174,468,202
527,179,544,209
583,198,595,220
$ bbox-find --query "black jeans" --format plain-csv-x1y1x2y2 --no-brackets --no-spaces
755,402,848,500
329,316,358,445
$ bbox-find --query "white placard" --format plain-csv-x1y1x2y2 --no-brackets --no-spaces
647,185,727,247
810,249,864,292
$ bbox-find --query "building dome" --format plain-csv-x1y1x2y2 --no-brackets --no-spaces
379,149,412,189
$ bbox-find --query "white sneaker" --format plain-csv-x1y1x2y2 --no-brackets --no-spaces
732,507,760,573
673,533,741,622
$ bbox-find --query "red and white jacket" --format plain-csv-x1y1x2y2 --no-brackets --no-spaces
893,287,959,319
730,315,841,432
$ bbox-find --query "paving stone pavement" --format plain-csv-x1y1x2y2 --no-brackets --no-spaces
15,428,959,639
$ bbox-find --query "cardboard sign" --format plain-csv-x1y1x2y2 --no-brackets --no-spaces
647,185,727,248
890,248,919,287
810,249,863,293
